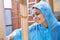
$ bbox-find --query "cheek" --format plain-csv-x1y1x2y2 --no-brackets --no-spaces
39,15,45,21
41,17,45,22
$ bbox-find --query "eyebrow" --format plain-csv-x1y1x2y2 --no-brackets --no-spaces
35,12,40,14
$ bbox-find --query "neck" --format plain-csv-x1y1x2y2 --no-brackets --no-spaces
42,21,48,28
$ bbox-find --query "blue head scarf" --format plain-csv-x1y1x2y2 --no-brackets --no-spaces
31,1,58,28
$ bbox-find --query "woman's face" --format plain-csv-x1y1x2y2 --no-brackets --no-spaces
32,8,45,24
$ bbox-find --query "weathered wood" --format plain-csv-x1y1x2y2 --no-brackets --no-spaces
0,0,4,40
49,0,54,12
20,0,27,5
20,0,28,40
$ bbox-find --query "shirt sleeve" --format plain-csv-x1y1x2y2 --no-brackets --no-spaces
10,29,22,40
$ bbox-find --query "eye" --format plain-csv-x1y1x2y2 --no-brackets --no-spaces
32,12,40,17
35,12,40,15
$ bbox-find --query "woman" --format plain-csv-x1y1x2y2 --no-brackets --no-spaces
7,1,60,40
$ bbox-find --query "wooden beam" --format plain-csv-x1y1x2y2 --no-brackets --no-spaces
0,0,4,40
49,0,54,12
20,0,28,40
20,0,27,5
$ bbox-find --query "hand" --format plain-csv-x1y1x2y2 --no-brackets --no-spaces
6,36,13,40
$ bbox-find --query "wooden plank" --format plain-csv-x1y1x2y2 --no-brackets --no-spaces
20,0,28,40
20,0,27,5
0,0,4,40
49,0,54,12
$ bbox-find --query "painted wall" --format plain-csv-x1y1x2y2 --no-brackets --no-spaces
54,0,60,12
4,0,12,8
0,0,4,40
4,9,12,36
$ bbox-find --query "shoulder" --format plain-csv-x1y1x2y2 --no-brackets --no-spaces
8,28,22,38
51,22,60,40
28,23,38,32
28,23,38,39
56,22,60,30
52,22,60,31
6,29,21,40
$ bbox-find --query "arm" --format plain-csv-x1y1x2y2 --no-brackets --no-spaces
6,29,22,40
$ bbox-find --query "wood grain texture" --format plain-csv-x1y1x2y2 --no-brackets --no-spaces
20,0,28,40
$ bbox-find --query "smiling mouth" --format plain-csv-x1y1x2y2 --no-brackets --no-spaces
36,18,40,23
34,18,40,22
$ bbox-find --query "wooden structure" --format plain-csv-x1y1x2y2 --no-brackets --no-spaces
0,0,4,40
20,0,28,40
49,0,54,12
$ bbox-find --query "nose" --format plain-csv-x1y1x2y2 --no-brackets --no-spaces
33,15,38,20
